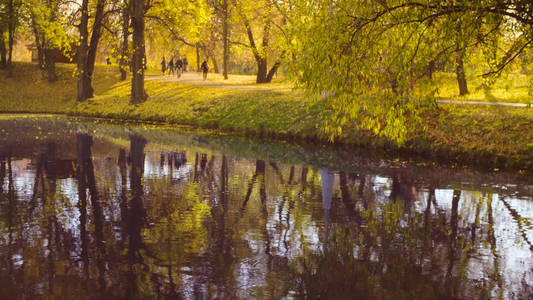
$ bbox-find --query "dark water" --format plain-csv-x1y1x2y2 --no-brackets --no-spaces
0,115,532,300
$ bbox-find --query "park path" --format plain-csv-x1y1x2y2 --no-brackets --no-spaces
145,72,291,92
146,72,530,107
436,98,529,107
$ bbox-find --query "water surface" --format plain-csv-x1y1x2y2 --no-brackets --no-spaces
0,115,532,299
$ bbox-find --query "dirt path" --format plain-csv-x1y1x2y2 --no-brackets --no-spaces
147,72,531,107
436,98,529,107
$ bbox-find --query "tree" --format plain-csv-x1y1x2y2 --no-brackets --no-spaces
130,0,146,103
119,0,130,81
126,0,209,103
231,0,286,83
454,22,469,96
30,12,45,69
42,2,58,82
1,0,22,71
222,0,228,79
27,0,72,81
77,0,106,101
0,23,7,68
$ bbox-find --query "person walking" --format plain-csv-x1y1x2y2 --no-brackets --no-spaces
168,58,174,75
201,59,209,80
176,57,183,78
161,56,167,76
183,57,188,72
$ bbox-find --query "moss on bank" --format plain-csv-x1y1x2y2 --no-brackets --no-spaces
1,62,532,171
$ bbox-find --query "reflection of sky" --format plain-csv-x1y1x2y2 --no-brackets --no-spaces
373,175,390,201
492,194,533,299
418,188,533,298
57,178,81,237
142,151,194,184
435,189,455,211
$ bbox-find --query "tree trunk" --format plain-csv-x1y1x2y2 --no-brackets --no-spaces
222,0,229,79
256,58,267,83
265,56,283,82
196,43,200,71
44,2,58,82
0,27,6,69
31,13,45,70
455,49,468,96
426,60,435,80
7,0,15,67
455,23,468,96
255,16,270,83
39,39,46,67
77,0,92,101
119,0,130,81
86,0,105,82
37,37,45,70
77,0,105,101
130,0,146,104
44,48,57,81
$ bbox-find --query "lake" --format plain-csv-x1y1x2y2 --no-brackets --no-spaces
0,115,531,299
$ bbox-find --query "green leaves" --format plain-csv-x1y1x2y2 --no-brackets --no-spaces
286,0,532,145
26,0,73,52
286,0,433,144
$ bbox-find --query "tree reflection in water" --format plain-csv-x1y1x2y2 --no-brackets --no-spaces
0,125,532,299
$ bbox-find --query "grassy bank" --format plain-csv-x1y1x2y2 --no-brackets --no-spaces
1,62,532,171
0,62,119,113
431,72,533,104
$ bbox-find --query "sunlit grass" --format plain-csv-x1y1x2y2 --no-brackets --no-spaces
0,62,120,113
72,79,316,139
422,105,533,167
430,72,533,104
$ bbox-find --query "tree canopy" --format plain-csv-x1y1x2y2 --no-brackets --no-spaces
287,0,533,142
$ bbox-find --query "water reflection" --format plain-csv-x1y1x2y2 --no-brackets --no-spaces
0,117,532,299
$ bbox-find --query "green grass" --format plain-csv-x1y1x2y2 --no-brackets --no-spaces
1,62,533,171
71,79,319,139
417,105,533,168
430,72,533,104
0,62,120,113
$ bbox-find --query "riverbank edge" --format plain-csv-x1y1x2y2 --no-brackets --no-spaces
57,112,533,173
3,108,531,174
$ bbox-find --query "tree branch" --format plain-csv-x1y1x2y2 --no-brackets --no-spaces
483,39,533,77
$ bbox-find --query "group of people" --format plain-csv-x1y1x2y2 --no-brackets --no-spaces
161,55,211,81
161,56,188,77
